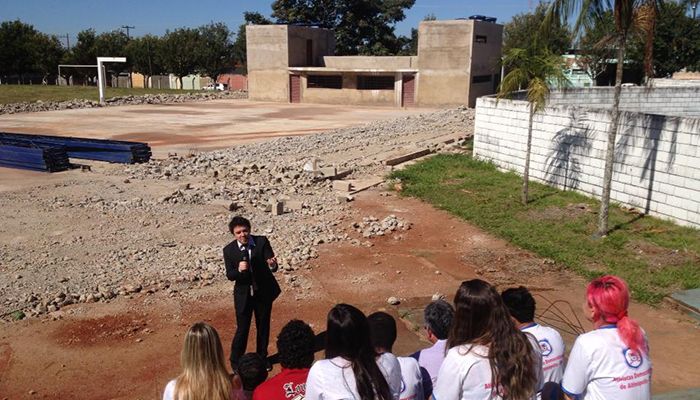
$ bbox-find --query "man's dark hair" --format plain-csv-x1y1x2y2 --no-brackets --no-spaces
424,300,454,340
367,312,397,352
277,319,315,369
236,352,268,391
501,286,536,323
229,216,251,233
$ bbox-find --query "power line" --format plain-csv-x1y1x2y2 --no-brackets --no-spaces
121,25,135,39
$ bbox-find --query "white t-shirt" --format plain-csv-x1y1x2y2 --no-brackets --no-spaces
562,326,651,400
305,353,402,400
433,336,543,400
163,380,176,400
397,356,424,400
521,323,565,399
163,378,243,400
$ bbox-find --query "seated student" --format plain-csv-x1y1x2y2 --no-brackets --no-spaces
502,286,565,400
253,320,315,400
237,353,269,400
433,279,543,400
163,322,243,400
410,299,454,390
561,275,651,400
368,311,425,400
305,303,402,400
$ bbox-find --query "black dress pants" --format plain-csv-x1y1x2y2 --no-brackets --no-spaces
230,293,272,369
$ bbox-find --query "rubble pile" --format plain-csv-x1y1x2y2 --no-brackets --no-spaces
0,90,247,115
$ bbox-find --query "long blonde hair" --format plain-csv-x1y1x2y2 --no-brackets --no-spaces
174,322,233,400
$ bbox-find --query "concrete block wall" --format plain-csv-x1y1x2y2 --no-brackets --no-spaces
546,87,700,117
474,96,700,227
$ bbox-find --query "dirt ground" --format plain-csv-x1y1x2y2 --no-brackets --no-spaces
0,99,433,157
0,189,698,399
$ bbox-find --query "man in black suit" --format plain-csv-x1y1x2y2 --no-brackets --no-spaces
224,216,281,370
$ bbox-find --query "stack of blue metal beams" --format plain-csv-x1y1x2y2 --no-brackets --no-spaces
0,132,152,164
0,139,71,172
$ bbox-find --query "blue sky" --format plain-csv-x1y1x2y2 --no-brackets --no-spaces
3,0,530,45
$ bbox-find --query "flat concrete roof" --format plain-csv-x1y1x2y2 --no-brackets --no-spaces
288,67,419,73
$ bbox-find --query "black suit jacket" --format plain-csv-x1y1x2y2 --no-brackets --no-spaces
223,235,281,309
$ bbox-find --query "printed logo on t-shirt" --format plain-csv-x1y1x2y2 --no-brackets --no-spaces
283,381,306,398
539,339,553,356
623,348,643,369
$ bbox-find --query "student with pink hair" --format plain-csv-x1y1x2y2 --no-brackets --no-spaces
561,275,651,400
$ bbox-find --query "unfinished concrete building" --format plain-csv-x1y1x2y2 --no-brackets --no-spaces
246,19,503,108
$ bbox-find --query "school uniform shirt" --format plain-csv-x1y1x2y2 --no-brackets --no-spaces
433,335,543,400
252,367,310,400
162,379,243,400
521,323,565,400
305,352,402,400
396,356,424,400
413,339,447,387
561,326,651,400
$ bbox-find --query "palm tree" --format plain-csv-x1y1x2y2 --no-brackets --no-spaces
498,43,568,205
544,0,660,236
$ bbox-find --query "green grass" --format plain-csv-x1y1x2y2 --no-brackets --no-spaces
0,85,197,104
391,152,700,304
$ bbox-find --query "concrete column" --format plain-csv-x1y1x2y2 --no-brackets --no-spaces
395,72,403,107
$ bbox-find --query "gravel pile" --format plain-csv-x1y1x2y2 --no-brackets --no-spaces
0,107,475,320
0,90,247,115
353,215,412,238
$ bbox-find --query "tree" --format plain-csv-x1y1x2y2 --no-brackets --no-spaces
32,33,65,82
160,27,201,88
270,0,416,55
95,30,130,77
0,20,39,82
70,29,98,65
0,20,65,83
232,12,272,73
126,35,164,86
545,0,661,236
504,3,571,55
498,43,568,205
642,1,700,76
197,22,235,80
578,11,617,82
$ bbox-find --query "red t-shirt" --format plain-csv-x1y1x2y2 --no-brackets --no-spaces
252,368,309,400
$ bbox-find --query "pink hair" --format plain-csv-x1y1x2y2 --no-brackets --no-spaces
586,275,647,354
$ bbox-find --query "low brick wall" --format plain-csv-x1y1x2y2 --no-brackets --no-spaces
544,87,700,118
474,96,700,227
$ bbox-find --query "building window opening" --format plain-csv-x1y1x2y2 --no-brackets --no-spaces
307,75,342,89
475,35,488,43
472,75,492,84
357,75,395,90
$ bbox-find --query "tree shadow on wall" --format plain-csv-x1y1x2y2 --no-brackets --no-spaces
608,112,689,233
545,111,594,191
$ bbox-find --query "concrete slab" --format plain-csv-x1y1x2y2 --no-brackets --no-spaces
669,288,700,321
0,99,435,158
382,147,431,166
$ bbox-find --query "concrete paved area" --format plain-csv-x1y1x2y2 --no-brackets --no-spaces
0,99,434,157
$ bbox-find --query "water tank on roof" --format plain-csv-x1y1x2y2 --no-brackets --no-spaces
469,15,497,23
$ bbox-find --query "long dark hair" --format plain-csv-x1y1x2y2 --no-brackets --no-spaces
325,304,392,400
447,279,537,400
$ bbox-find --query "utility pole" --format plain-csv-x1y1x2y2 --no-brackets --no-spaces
64,34,70,50
121,25,135,39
